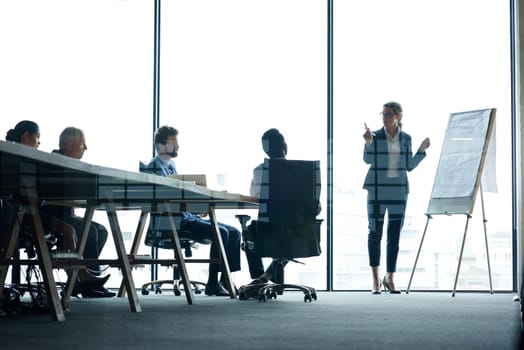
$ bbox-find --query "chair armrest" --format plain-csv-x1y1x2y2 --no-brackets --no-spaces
235,214,251,231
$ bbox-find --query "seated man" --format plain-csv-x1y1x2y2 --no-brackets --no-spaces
141,125,241,296
245,128,321,283
42,127,114,298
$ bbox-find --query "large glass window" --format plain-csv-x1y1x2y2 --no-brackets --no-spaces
158,0,327,287
0,1,513,292
333,0,512,291
0,0,154,287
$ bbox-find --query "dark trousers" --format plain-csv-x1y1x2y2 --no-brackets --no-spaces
245,250,281,280
367,186,407,273
62,215,108,275
244,220,282,280
180,216,241,276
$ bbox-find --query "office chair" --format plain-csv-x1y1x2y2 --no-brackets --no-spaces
0,196,69,313
236,159,322,303
140,217,211,296
138,161,212,296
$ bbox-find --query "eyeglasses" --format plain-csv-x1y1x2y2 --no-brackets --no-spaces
380,112,396,118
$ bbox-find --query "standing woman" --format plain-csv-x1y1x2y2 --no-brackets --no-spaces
363,102,431,294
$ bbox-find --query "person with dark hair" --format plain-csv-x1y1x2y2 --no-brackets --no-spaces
42,127,114,298
245,128,289,282
363,101,430,294
5,120,41,147
4,121,78,256
141,125,242,296
249,128,288,199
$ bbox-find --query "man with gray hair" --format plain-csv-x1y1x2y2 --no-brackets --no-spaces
42,127,114,298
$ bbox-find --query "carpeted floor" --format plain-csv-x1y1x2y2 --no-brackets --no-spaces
0,291,522,350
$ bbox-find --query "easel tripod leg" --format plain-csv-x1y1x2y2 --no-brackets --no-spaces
406,215,431,294
452,215,471,297
479,184,493,294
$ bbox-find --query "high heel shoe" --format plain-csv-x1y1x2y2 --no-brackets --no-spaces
371,282,382,295
382,276,401,294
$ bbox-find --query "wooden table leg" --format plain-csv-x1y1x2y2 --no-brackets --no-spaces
0,201,24,304
163,202,195,305
61,205,95,309
25,186,66,322
105,202,141,312
208,207,236,299
118,209,149,297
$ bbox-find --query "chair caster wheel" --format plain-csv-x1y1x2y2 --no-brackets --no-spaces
173,288,181,296
304,294,312,303
239,292,248,300
141,288,149,296
155,287,162,295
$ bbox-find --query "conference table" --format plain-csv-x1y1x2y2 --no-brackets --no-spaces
0,140,257,321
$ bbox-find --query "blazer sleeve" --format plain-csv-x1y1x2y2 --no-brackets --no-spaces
404,133,426,171
363,129,383,165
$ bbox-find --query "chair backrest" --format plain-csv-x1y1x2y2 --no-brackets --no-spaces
254,158,321,259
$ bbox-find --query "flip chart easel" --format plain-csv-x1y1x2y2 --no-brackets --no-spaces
406,108,496,296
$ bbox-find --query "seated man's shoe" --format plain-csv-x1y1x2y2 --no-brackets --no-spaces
95,286,116,298
205,283,230,296
219,279,239,294
82,286,116,298
71,283,85,298
71,282,91,298
78,270,111,285
78,271,111,287
73,283,115,298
